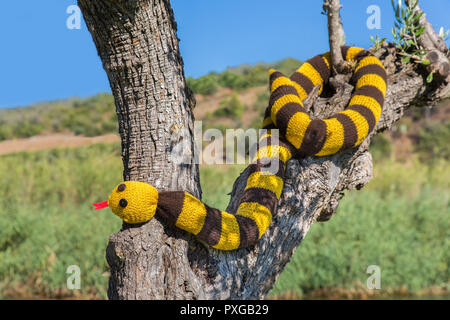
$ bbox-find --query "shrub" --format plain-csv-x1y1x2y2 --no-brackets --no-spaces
186,74,220,95
218,71,250,90
370,133,393,162
213,93,245,120
416,121,450,161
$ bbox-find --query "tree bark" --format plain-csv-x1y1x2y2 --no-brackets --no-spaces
323,0,349,74
79,0,449,300
407,1,450,86
78,0,203,299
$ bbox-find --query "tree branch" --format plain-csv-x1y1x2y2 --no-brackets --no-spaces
405,0,450,86
323,0,350,74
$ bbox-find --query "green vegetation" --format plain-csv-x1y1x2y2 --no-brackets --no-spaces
390,0,434,81
186,57,302,95
0,58,305,142
271,158,449,297
369,133,393,162
0,137,448,299
415,121,450,161
0,143,123,298
213,93,246,120
0,93,118,141
186,74,220,95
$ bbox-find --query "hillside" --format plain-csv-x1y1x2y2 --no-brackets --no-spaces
0,57,449,162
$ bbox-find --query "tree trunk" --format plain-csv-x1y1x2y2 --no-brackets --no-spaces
78,0,449,300
78,0,203,299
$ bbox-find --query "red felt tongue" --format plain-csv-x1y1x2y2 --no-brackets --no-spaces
92,201,108,210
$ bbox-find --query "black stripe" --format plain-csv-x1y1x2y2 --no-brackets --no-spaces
354,85,385,110
290,72,314,95
276,104,305,137
269,71,285,87
335,113,358,150
354,50,371,62
240,187,279,213
155,191,186,225
269,85,300,108
351,64,387,85
263,122,277,130
296,119,327,157
341,46,351,60
236,215,259,248
307,54,331,83
348,104,377,133
248,158,286,180
196,206,222,246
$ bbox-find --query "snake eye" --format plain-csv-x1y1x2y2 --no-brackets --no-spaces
118,184,126,192
119,198,128,208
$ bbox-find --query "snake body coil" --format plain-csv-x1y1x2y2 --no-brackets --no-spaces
102,46,387,251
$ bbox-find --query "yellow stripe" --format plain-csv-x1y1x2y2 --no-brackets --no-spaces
213,211,240,250
315,118,345,156
345,47,365,61
237,202,272,238
355,74,387,97
354,56,384,72
291,81,308,101
321,52,331,69
285,112,311,149
270,76,294,92
175,193,207,235
253,145,292,164
297,62,324,87
259,131,273,141
271,94,303,126
340,109,370,146
262,117,273,128
245,171,284,199
349,95,382,121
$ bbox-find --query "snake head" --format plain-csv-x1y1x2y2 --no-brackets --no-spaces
94,181,159,224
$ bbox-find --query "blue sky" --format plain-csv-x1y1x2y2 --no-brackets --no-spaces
0,0,449,108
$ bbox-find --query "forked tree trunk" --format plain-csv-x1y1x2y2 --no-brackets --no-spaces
78,0,449,300
78,0,203,299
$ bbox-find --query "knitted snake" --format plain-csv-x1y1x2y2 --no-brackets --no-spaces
93,46,387,251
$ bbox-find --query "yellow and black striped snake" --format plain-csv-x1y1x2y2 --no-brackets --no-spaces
93,46,387,251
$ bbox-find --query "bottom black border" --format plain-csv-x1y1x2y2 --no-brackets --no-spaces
0,299,447,319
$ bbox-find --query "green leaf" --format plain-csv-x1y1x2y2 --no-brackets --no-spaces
401,56,411,64
395,2,401,21
392,28,398,39
416,26,425,37
421,59,430,66
401,8,406,20
413,12,424,23
426,72,434,83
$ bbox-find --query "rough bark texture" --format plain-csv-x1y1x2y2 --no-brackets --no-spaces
323,0,349,74
405,1,450,89
78,0,202,299
79,0,449,300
